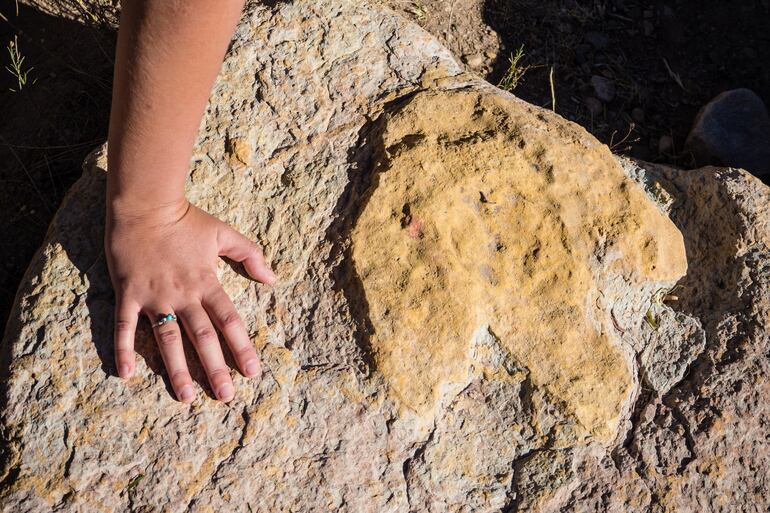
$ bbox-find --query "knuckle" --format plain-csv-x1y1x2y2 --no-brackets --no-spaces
115,278,136,296
218,310,242,330
192,327,218,346
202,273,220,289
208,367,231,382
114,320,133,334
233,344,255,359
157,328,180,347
169,369,191,385
114,347,133,358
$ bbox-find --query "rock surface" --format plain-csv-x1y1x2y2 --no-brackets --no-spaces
1,1,768,513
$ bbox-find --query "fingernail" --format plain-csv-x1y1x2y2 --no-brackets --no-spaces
179,385,195,403
245,359,260,377
119,364,131,378
217,383,235,402
267,270,278,284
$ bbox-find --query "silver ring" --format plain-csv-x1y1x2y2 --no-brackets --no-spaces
154,313,178,328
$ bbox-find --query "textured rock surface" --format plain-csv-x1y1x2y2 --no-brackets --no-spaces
350,89,684,440
1,1,768,513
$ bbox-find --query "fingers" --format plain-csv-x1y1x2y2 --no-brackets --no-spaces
202,287,261,379
147,307,196,404
179,304,236,402
114,297,140,378
217,225,277,285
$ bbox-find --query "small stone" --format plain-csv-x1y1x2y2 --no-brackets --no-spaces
585,96,603,117
658,135,674,155
575,43,593,65
643,20,655,36
632,107,646,123
464,53,484,68
685,88,770,177
591,75,616,103
585,31,609,50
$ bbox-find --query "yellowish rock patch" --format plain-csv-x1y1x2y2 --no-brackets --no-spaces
350,89,686,440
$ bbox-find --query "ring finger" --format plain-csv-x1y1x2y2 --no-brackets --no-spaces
147,305,196,404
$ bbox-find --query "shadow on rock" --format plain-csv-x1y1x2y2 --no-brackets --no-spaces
619,166,769,489
324,92,424,377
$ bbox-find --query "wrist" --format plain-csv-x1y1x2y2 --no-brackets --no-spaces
106,195,190,229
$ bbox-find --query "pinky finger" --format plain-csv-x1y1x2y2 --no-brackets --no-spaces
114,296,140,378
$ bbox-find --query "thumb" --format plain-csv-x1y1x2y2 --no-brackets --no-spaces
217,224,277,285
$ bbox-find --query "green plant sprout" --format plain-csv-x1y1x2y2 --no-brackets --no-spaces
498,45,528,92
6,36,36,92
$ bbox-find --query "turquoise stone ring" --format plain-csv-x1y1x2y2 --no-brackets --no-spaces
154,313,178,328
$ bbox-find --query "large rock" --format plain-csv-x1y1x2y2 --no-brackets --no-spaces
1,1,767,512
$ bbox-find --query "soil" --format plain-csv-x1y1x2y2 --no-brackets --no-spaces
0,3,114,332
390,0,770,163
1,0,769,332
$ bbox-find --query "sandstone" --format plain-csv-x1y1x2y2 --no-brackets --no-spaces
350,88,685,440
2,1,769,512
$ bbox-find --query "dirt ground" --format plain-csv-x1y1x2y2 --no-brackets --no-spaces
1,0,769,331
389,0,770,162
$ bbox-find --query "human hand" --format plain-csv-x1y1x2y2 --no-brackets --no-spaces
105,199,276,403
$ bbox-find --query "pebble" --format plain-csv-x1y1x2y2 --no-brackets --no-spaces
585,31,609,50
658,135,675,155
585,96,603,117
591,75,616,103
643,20,655,36
464,54,485,68
575,44,593,65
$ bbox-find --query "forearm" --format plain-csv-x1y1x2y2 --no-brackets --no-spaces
107,0,245,218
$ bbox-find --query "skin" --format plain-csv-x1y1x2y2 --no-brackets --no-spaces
106,0,275,404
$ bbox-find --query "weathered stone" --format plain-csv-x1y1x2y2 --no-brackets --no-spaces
541,159,770,513
590,75,616,103
2,1,769,513
685,88,770,178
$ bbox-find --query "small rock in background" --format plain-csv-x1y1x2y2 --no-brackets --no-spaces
585,31,609,50
591,75,616,103
685,88,770,178
585,96,603,117
632,107,646,123
464,53,485,69
658,135,674,156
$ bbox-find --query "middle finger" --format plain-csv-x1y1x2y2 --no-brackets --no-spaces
179,303,235,402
